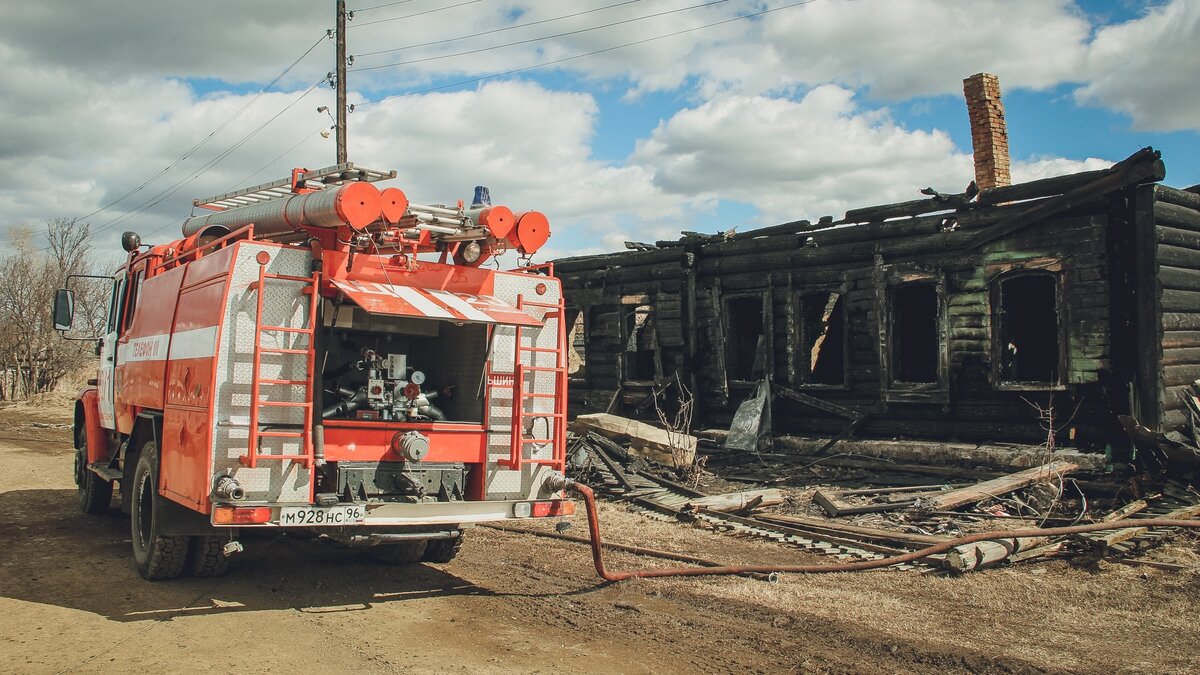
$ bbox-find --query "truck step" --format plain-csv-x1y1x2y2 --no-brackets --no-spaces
88,463,122,481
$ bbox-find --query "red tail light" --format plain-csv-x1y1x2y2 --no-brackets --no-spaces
531,500,575,518
213,506,272,525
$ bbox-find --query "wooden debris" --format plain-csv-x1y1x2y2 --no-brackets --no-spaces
943,536,1050,573
756,513,947,548
813,484,963,517
684,488,785,514
922,461,1081,511
572,413,696,466
1086,502,1200,550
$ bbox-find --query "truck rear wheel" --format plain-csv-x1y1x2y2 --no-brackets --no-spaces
130,443,188,580
189,536,233,577
75,429,112,515
371,540,427,564
421,533,464,563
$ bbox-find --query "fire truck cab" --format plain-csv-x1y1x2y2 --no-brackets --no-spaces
56,164,571,579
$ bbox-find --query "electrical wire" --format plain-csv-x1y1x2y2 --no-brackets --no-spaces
110,79,327,239
358,0,817,108
72,34,328,226
353,0,418,12
352,0,731,73
354,0,649,58
351,0,486,28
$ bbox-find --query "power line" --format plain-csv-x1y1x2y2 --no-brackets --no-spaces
95,80,327,240
352,0,731,73
355,0,649,59
71,34,329,225
358,0,818,108
352,0,417,12
351,0,486,28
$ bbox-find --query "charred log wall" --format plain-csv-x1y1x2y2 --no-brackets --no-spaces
1150,185,1200,431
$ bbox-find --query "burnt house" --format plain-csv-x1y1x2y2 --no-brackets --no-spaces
557,142,1200,451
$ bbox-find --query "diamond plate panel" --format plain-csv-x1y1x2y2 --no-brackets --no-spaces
484,272,563,499
212,243,313,503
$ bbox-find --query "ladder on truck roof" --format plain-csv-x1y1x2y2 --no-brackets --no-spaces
240,252,321,477
194,162,396,211
497,292,567,472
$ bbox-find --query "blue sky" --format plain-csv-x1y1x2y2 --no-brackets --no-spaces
2,0,1198,262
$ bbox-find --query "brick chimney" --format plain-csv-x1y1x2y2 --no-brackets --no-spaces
963,73,1010,190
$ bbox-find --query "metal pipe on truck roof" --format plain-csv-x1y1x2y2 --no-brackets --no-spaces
182,181,383,237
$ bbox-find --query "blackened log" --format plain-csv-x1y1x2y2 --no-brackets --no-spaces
976,168,1110,206
806,214,945,247
1162,348,1200,366
1156,201,1200,233
555,247,683,273
1156,184,1200,211
1159,266,1200,292
842,195,962,223
1156,244,1198,269
1162,330,1200,349
1157,225,1200,250
972,147,1165,248
1163,364,1200,387
1161,288,1200,313
728,219,816,241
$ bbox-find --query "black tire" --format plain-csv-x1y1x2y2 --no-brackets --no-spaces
421,533,464,563
130,443,188,580
189,535,234,577
75,429,112,515
371,540,427,565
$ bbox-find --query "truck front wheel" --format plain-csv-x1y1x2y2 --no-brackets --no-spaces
75,429,112,515
130,443,188,580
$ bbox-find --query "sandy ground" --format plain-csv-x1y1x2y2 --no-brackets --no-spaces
1,405,1199,674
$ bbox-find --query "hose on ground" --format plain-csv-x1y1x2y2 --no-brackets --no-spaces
547,476,1200,582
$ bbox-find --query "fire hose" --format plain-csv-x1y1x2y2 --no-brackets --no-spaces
543,476,1200,581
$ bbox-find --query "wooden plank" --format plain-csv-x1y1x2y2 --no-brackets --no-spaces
774,383,860,420
1090,503,1200,548
683,489,785,513
1156,184,1200,211
925,461,1082,511
756,513,948,546
1161,288,1200,313
572,413,696,465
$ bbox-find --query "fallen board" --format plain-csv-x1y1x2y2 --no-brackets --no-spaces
572,413,697,466
923,460,1081,511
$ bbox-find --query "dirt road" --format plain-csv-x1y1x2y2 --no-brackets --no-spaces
1,405,1198,674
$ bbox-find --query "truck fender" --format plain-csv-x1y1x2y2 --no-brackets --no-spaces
120,412,163,514
75,388,109,465
120,410,216,536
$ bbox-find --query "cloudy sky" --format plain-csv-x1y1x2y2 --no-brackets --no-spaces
1,0,1198,264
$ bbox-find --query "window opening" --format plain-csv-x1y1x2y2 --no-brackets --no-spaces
120,271,143,334
106,277,123,334
890,283,938,384
727,296,764,381
567,310,587,379
622,304,656,381
798,291,845,385
997,274,1060,383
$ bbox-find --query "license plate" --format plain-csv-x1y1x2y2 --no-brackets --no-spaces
279,505,366,526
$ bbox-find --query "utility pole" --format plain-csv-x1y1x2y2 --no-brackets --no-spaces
335,0,348,164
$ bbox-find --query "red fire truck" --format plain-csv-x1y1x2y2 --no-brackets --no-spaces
54,164,571,579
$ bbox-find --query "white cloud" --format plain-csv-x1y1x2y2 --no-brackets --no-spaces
1011,156,1114,183
631,86,975,223
1075,0,1200,132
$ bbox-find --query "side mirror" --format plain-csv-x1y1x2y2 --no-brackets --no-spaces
53,289,75,331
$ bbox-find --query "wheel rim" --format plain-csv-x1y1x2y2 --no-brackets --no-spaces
136,470,153,549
